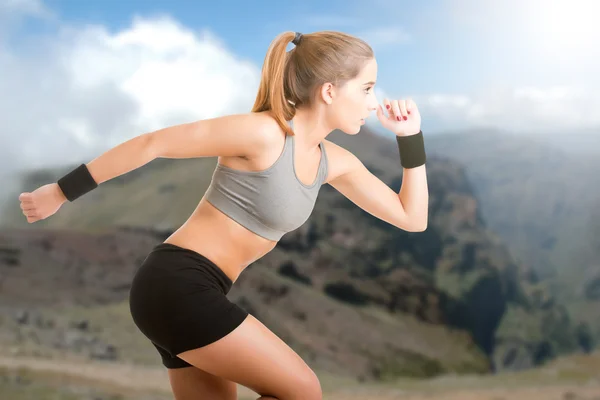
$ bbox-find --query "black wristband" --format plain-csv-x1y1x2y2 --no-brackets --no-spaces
396,131,426,169
57,163,98,202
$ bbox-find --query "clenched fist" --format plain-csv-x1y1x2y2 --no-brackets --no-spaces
19,183,67,224
376,98,421,137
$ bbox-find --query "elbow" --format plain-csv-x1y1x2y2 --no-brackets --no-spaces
395,207,429,232
405,222,427,232
412,223,428,232
142,131,161,160
397,219,428,232
409,216,428,232
414,209,429,232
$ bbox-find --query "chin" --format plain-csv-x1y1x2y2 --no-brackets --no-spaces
341,124,362,135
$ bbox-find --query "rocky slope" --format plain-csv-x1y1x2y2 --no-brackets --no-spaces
421,128,600,358
0,126,590,378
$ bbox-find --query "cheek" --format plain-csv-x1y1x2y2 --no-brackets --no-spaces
340,95,362,113
347,98,363,118
332,92,362,126
339,103,358,123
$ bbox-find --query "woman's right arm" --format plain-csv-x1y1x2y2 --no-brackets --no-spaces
18,113,274,223
86,113,271,185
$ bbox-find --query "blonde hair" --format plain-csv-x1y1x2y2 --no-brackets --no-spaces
251,31,374,136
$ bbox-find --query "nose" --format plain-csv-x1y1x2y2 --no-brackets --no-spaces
366,103,378,118
368,95,379,113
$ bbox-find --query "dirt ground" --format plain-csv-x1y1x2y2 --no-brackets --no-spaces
1,355,600,400
322,386,600,400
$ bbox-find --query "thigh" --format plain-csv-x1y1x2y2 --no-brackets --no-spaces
168,366,237,400
176,314,322,400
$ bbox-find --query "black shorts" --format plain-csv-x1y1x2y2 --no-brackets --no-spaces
128,242,249,369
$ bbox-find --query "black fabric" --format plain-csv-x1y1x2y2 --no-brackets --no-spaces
129,242,249,369
396,131,426,169
292,32,303,45
57,163,98,201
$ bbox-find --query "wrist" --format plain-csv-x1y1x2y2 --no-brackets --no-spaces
396,131,426,168
56,163,99,202
53,183,68,204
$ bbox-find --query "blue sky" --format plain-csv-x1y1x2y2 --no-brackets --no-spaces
17,0,465,96
1,0,599,181
31,0,598,92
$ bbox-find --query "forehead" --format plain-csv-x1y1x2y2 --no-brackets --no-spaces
356,58,377,81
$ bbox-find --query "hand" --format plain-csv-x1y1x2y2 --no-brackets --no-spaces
19,183,67,224
376,98,421,136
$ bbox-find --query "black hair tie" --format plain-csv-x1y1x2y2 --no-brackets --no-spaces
292,32,303,46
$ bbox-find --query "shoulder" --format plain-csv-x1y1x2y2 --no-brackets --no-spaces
321,139,362,185
239,111,290,145
202,111,289,164
223,111,284,158
236,111,282,140
254,111,289,142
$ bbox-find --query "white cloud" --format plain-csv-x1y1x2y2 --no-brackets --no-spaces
2,0,598,198
57,16,260,133
417,84,600,134
440,0,600,63
0,12,262,181
365,82,600,136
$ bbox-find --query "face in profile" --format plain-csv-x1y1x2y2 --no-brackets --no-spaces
325,57,379,135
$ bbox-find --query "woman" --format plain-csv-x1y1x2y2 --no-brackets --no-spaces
18,31,428,400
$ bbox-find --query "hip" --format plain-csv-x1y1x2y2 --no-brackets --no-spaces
132,242,234,296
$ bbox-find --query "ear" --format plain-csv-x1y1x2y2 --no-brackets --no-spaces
318,82,335,105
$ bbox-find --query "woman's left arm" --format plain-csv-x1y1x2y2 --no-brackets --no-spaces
326,97,428,232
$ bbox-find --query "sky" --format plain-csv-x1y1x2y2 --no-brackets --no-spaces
1,0,599,187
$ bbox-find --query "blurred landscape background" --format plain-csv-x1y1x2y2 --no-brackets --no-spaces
1,0,599,399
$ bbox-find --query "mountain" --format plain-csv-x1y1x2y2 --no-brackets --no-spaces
422,127,600,358
533,129,600,156
421,128,600,280
0,126,592,380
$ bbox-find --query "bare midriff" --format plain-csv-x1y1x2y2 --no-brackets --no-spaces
163,196,278,284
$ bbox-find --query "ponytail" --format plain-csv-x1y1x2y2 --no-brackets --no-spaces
251,31,297,136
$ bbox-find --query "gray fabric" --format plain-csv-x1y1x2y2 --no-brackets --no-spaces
204,119,329,241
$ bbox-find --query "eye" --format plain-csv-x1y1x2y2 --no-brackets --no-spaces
364,86,373,93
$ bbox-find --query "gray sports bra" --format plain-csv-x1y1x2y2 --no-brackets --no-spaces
204,119,329,241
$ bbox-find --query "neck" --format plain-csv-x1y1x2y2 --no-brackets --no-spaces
290,108,332,153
